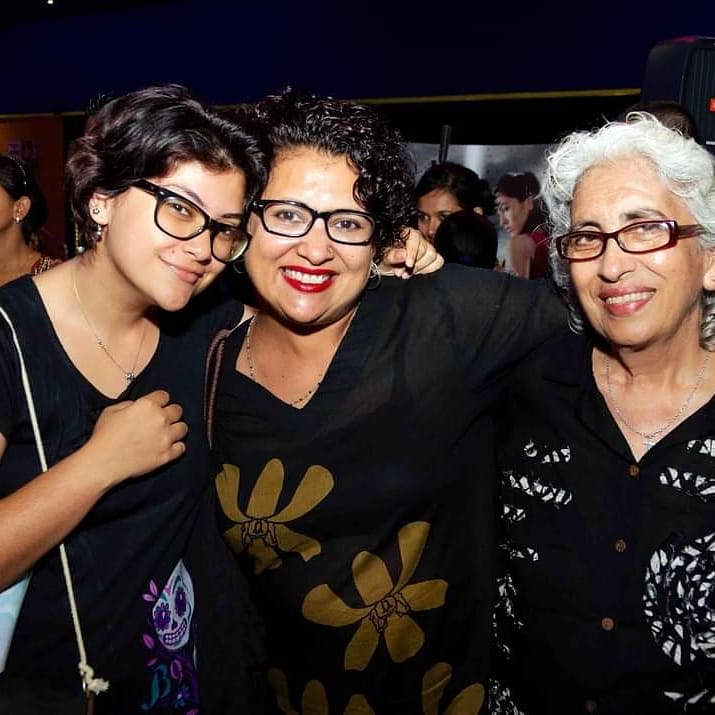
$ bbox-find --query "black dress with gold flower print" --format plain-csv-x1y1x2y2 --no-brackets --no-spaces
212,266,565,714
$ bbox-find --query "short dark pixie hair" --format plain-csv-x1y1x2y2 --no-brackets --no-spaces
0,156,48,244
415,161,496,216
240,89,415,260
66,84,266,247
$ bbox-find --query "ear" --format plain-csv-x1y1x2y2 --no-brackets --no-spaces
472,206,484,216
524,196,535,212
89,192,113,227
13,196,30,222
703,246,715,292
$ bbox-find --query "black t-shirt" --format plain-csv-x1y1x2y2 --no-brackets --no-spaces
0,277,252,714
211,266,566,714
494,329,715,714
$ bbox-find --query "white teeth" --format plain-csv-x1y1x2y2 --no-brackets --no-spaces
604,291,652,305
283,268,332,284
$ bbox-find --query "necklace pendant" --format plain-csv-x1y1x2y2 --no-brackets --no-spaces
125,371,136,384
643,437,656,450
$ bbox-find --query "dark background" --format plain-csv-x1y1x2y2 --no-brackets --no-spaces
1,1,712,144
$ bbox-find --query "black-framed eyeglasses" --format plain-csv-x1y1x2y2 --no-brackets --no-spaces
250,199,376,245
554,219,704,262
132,179,249,263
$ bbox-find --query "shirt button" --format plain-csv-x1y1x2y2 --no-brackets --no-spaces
628,464,640,477
614,538,627,553
585,700,598,713
601,617,615,631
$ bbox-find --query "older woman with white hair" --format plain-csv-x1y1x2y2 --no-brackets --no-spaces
493,114,715,714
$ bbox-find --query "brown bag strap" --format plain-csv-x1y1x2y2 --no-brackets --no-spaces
204,323,242,450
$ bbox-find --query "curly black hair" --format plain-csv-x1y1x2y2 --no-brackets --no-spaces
238,89,416,260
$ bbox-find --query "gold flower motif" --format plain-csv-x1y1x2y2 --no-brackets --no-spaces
422,663,485,715
302,521,447,671
216,458,334,573
267,668,375,715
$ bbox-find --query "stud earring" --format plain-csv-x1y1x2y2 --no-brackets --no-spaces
91,206,100,216
13,216,21,224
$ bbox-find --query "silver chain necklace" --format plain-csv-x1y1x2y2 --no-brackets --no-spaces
244,317,323,407
244,310,357,407
72,267,147,385
605,352,711,451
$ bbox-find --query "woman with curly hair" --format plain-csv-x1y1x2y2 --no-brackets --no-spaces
493,113,715,713
206,90,566,713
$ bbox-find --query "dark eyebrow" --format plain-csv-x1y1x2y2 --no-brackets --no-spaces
162,184,243,222
162,183,205,207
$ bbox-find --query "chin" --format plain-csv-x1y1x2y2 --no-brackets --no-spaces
153,287,197,313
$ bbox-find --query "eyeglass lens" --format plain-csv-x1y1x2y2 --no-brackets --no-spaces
155,192,246,261
259,202,374,244
560,221,673,259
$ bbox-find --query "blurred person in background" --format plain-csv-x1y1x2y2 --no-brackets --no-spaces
0,156,61,286
618,99,699,140
415,161,496,242
434,209,499,269
495,171,549,280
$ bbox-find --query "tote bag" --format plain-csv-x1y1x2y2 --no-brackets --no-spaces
0,573,30,671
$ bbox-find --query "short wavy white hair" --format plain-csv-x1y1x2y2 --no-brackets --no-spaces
543,112,715,349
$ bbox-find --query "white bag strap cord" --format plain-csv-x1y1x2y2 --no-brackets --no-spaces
0,306,109,696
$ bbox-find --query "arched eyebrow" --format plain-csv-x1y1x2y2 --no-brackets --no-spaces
571,209,669,231
162,183,243,222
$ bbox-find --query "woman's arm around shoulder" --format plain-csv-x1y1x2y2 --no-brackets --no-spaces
430,265,568,376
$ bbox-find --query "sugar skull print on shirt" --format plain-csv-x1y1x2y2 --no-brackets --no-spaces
141,559,199,713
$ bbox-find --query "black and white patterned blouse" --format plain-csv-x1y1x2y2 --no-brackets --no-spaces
494,329,715,715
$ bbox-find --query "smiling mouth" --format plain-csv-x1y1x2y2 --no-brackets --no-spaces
282,268,334,285
164,260,203,283
603,291,653,305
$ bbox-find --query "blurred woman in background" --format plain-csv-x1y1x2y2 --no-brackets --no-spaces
415,160,495,242
495,171,549,279
0,156,61,286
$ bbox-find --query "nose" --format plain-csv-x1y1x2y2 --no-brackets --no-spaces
181,228,213,263
296,218,334,264
426,217,440,240
597,235,636,281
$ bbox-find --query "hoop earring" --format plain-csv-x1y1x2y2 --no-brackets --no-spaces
367,260,381,291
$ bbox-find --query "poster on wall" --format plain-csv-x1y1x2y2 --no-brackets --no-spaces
409,142,549,270
6,139,39,165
